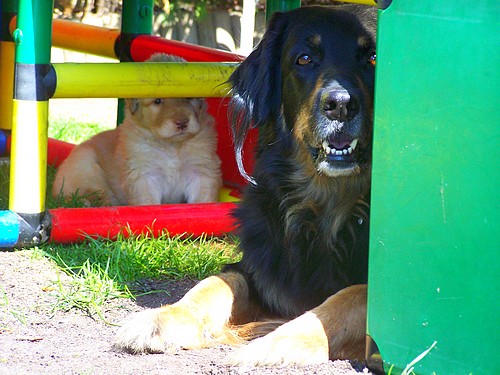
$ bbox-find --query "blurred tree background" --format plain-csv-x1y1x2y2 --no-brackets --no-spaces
52,1,343,53
53,0,340,22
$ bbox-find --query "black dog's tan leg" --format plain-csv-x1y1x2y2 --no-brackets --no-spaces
228,284,367,366
114,271,251,353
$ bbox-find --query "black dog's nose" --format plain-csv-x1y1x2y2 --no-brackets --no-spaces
322,89,359,121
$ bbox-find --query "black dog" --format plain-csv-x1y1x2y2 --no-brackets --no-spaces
115,5,377,366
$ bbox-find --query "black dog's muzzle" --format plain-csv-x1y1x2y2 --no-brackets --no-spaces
321,81,360,122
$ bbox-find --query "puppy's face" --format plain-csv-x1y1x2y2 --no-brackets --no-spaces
280,9,376,177
127,97,206,142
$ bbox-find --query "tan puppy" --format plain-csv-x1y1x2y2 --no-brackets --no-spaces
52,54,222,206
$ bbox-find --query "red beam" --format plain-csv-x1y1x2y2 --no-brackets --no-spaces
130,35,245,63
49,202,238,244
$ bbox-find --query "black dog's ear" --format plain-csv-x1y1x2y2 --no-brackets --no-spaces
229,12,289,183
230,12,288,127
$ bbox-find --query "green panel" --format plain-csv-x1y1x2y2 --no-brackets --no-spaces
368,0,500,374
13,0,53,64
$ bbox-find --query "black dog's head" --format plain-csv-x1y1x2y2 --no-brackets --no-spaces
230,5,376,181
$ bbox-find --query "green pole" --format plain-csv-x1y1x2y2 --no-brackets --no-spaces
265,0,301,20
116,0,153,125
8,0,53,246
121,0,154,37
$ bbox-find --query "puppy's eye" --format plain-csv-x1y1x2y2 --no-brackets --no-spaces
153,99,163,105
368,52,376,66
297,54,312,66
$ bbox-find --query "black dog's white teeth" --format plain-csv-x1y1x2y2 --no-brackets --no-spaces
322,138,358,155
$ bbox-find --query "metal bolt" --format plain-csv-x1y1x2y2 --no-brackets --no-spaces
12,28,23,45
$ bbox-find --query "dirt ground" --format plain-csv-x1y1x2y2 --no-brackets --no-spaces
0,250,373,375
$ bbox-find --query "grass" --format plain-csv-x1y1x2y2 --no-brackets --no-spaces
0,163,101,210
0,285,29,326
49,117,112,144
50,257,129,323
387,340,438,375
41,233,239,321
1,111,240,321
43,232,239,284
0,164,8,210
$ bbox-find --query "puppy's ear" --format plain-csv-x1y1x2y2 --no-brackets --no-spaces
229,12,289,183
127,99,140,115
191,98,214,127
189,98,206,114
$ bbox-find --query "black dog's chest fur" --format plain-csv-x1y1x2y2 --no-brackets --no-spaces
230,142,370,318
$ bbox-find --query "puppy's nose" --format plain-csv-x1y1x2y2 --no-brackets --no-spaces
322,89,359,121
175,119,189,130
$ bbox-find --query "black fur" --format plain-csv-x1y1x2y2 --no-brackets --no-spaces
225,5,377,319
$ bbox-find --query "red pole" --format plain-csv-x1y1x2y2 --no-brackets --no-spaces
130,35,245,62
49,202,238,244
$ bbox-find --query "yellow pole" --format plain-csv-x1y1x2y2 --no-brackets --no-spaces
344,0,377,5
50,62,237,98
0,41,15,130
9,100,47,213
7,0,53,247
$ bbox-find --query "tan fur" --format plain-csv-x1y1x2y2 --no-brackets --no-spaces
114,271,253,353
293,77,324,145
52,54,222,206
228,285,366,366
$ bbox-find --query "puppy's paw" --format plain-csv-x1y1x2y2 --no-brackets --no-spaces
227,312,329,366
114,305,207,354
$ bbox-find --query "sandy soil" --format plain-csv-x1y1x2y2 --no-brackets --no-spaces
0,250,373,375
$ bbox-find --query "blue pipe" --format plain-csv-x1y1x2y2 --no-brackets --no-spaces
0,130,8,156
0,210,50,248
0,210,20,247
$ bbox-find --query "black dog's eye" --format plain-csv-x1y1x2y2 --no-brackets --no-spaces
368,52,376,66
297,54,313,66
153,98,163,105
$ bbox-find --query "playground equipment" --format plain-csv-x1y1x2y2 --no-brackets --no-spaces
366,0,498,374
0,0,252,247
0,0,497,373
0,2,379,248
